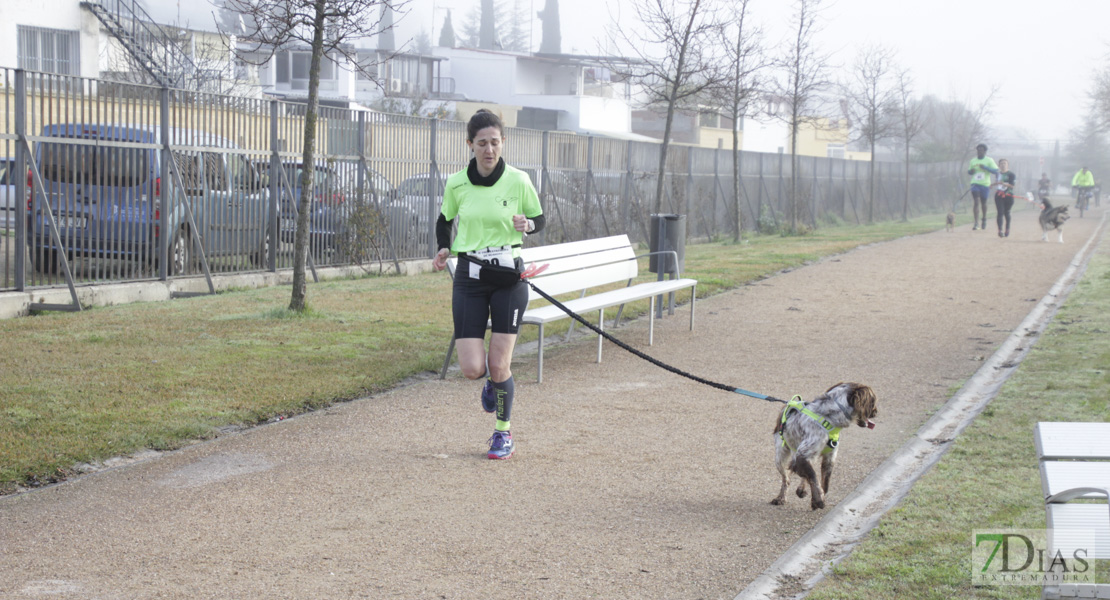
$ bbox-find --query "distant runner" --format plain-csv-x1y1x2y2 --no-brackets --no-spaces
994,158,1016,238
968,143,999,231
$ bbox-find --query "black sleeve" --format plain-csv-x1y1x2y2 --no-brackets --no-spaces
528,213,546,235
436,213,454,252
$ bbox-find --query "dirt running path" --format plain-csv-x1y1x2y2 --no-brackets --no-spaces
2,204,1105,600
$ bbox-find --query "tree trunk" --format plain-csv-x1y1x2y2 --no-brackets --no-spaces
652,0,700,216
289,0,328,312
654,101,676,215
732,125,741,242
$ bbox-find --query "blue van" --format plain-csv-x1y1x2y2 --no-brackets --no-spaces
27,124,270,276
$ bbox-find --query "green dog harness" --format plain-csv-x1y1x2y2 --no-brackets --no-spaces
779,395,841,454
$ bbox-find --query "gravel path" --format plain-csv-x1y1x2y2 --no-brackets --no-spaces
1,204,1104,600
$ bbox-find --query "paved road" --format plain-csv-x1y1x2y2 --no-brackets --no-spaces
2,204,1105,599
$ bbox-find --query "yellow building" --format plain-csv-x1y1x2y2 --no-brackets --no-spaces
790,117,872,161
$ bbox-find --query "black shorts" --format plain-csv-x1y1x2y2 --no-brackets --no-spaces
452,256,529,338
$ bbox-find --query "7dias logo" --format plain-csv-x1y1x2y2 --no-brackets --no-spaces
972,529,1095,586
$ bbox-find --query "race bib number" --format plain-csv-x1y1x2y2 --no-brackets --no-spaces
468,245,514,279
973,171,987,183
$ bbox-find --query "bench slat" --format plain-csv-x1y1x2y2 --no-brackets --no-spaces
524,278,697,324
527,261,639,301
1046,504,1110,559
1036,422,1110,460
522,247,636,276
521,234,632,262
1041,461,1110,500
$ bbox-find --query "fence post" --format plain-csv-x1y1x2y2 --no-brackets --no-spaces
159,86,171,280
267,100,280,271
756,152,764,227
811,155,819,226
14,70,26,291
586,135,595,238
712,146,719,239
624,140,633,238
428,118,439,258
540,130,551,244
685,149,693,234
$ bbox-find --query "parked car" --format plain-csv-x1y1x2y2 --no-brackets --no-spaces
27,124,270,275
0,158,15,229
270,161,346,251
387,172,448,253
258,160,397,258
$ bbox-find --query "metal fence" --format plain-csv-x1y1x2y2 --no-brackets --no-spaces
0,67,987,297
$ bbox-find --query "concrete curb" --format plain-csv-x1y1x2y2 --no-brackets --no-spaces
0,258,432,319
734,210,1110,600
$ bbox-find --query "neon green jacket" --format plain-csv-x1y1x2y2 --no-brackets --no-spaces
1072,170,1095,187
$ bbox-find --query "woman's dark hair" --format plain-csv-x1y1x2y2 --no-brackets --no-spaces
467,109,504,141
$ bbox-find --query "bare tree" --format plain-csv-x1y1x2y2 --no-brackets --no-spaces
841,44,897,223
219,0,404,312
894,69,925,220
916,88,998,163
772,0,833,233
713,0,764,241
607,0,726,214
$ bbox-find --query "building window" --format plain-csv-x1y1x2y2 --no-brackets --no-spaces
699,112,720,128
276,51,290,83
274,50,337,90
18,26,80,75
827,144,845,159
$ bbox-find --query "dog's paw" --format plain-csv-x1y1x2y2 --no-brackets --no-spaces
795,487,808,499
810,499,826,510
770,497,786,506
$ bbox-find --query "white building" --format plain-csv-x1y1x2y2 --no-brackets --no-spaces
256,48,447,109
1,0,254,95
0,0,100,80
434,48,634,134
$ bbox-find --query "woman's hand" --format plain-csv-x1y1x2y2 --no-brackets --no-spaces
432,248,450,271
512,214,529,232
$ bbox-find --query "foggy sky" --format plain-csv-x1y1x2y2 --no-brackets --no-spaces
146,0,1110,145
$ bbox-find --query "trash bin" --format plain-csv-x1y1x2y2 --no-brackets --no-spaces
649,213,686,275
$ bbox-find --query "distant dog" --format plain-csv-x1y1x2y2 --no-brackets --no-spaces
1039,199,1069,243
945,212,955,232
770,383,878,510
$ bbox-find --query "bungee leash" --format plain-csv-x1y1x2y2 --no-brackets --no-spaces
519,264,787,405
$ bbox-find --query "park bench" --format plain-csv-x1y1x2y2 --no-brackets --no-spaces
1034,422,1110,599
440,234,698,383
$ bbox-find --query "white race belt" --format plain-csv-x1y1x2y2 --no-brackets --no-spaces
468,245,515,279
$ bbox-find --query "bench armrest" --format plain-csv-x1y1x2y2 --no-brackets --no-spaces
633,250,682,278
1046,486,1110,504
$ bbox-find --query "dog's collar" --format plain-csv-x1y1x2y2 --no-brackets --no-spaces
834,397,856,423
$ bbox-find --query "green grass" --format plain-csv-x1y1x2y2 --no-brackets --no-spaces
808,237,1110,599
0,213,962,493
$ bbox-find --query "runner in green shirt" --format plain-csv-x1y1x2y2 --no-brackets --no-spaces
431,109,545,460
968,143,999,231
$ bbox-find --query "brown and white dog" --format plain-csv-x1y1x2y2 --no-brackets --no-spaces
770,382,878,510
